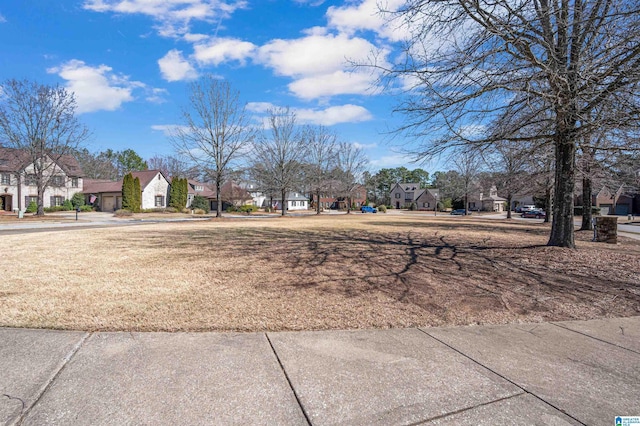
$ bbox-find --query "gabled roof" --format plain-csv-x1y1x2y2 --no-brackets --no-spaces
83,179,122,193
83,170,168,194
0,147,83,176
220,181,252,202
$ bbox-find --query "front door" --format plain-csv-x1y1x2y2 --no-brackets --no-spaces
0,194,12,211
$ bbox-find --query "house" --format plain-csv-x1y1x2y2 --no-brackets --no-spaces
468,185,507,212
238,181,266,208
0,147,84,212
390,182,421,209
83,170,170,211
272,192,309,211
576,185,634,215
187,179,216,208
415,188,440,211
210,181,253,211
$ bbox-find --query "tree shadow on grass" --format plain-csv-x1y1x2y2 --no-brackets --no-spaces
118,225,640,324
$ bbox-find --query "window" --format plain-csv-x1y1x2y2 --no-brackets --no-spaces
51,175,65,187
50,196,64,207
405,192,414,200
71,177,79,188
25,196,37,206
395,193,401,199
26,174,37,186
155,195,165,207
423,202,430,208
1,173,10,185
195,185,204,191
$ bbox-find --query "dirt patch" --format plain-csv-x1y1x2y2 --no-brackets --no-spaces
1,214,638,332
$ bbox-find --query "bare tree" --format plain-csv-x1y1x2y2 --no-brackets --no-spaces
147,154,200,180
377,0,640,247
487,142,534,219
336,141,369,214
451,148,482,214
252,107,307,216
171,77,255,218
0,79,89,215
304,125,337,214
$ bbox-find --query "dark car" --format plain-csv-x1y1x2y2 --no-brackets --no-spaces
361,205,378,213
450,209,467,215
521,209,546,219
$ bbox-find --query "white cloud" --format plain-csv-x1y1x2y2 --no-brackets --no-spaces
47,60,148,113
193,37,256,66
288,70,377,100
151,124,192,136
353,142,377,149
326,0,409,41
369,152,417,169
256,33,377,78
83,0,247,38
146,88,168,103
247,103,372,126
158,49,198,82
0,13,6,23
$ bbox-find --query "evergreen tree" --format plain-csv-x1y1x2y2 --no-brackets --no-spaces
121,173,134,211
133,177,142,212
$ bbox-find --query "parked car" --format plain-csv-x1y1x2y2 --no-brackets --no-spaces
361,205,377,213
521,209,546,219
450,209,467,215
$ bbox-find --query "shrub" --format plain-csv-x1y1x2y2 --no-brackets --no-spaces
44,206,65,212
264,206,271,213
377,205,387,213
71,192,85,208
122,173,135,211
133,177,141,213
239,204,258,214
62,199,74,211
191,195,209,213
226,205,238,213
26,200,37,213
408,202,418,211
182,208,191,214
574,206,602,216
193,208,206,215
80,205,93,212
165,207,178,213
114,209,133,217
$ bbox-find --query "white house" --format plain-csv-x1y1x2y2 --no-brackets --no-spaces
0,147,84,212
83,170,170,211
272,192,308,211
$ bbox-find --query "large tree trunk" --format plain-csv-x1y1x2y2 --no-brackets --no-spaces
544,185,552,223
580,176,593,231
316,190,321,215
506,194,512,219
216,180,222,218
548,132,576,248
281,189,286,216
36,188,45,216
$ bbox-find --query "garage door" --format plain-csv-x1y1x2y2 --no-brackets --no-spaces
103,196,115,212
615,204,629,215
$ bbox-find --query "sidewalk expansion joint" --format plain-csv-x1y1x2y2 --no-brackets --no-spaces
405,392,525,426
12,332,92,426
417,328,587,426
550,322,640,355
264,333,312,426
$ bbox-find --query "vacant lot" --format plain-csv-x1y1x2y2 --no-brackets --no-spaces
1,214,639,331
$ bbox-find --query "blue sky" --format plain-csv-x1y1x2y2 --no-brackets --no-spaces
0,1,442,172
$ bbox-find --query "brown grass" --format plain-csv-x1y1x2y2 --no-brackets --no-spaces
1,214,639,332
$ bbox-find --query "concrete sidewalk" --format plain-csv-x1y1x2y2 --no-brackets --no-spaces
2,317,638,425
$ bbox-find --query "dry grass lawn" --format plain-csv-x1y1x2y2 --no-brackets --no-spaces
1,213,639,332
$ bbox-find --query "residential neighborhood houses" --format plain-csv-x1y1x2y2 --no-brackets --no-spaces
2,147,639,216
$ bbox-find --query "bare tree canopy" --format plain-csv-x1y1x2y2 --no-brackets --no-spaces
251,107,307,216
304,125,337,214
336,141,369,213
377,0,640,247
0,79,89,215
171,76,255,217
